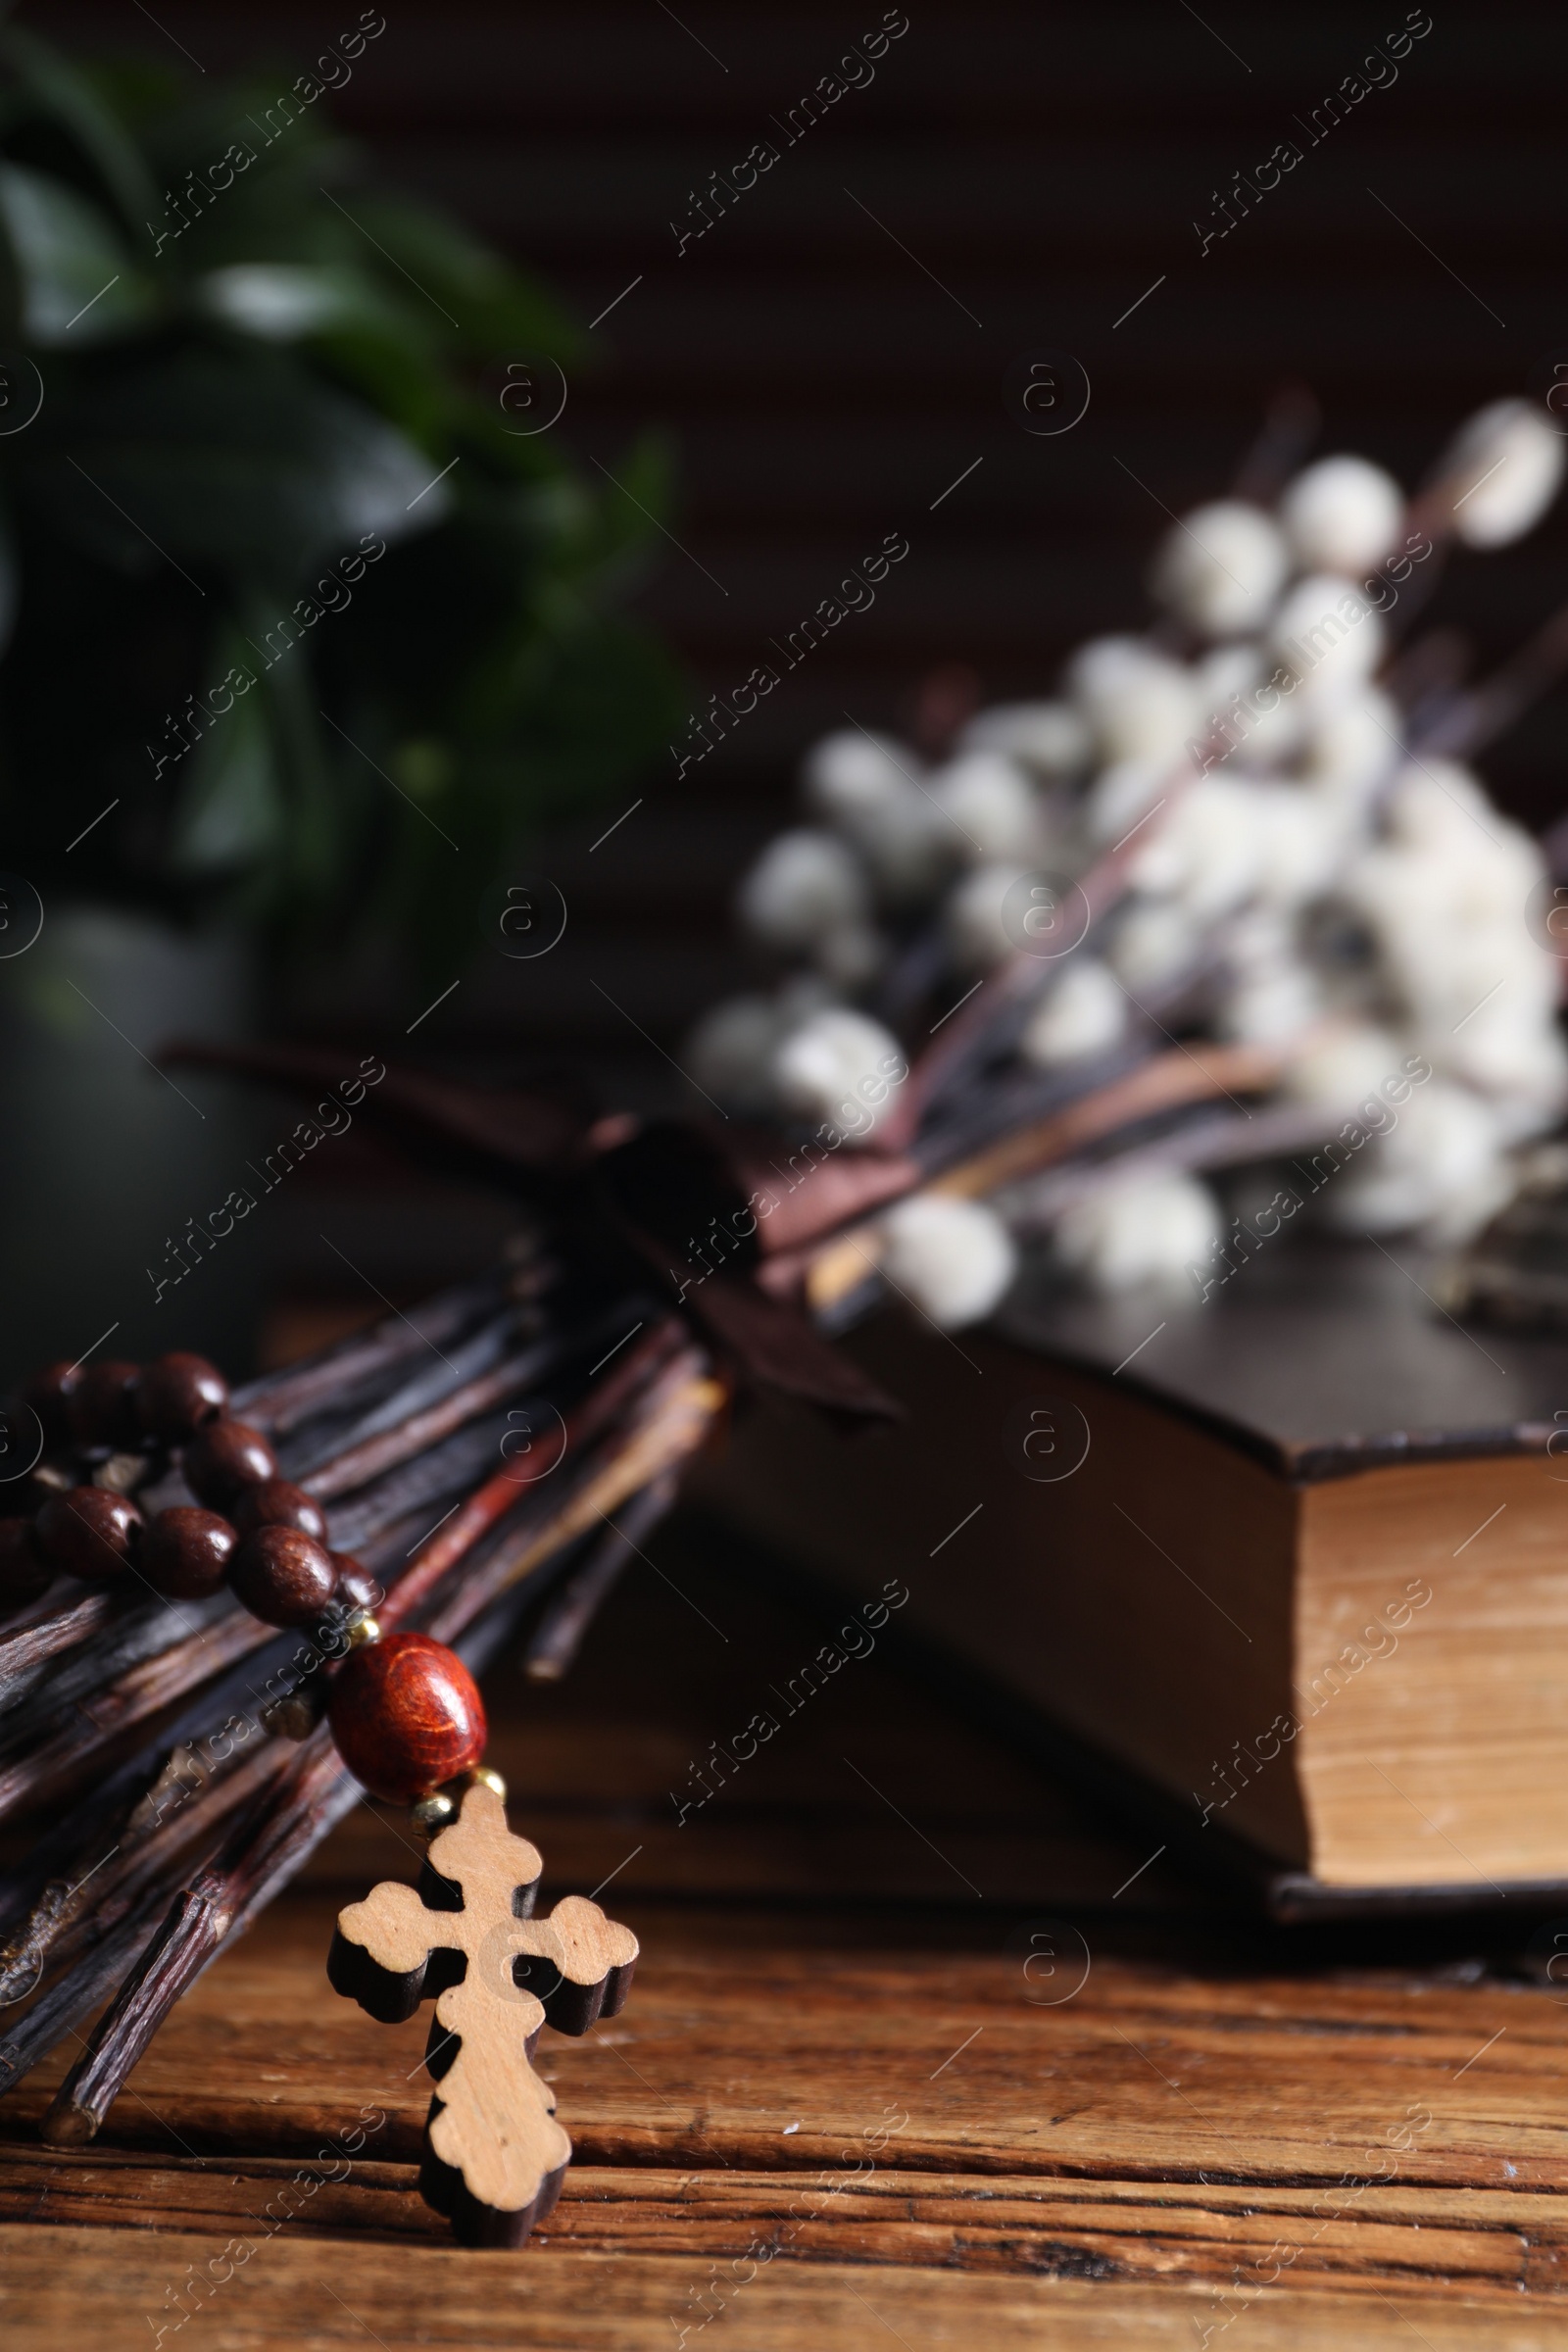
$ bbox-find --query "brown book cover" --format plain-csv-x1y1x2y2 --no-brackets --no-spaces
692,1237,1568,1917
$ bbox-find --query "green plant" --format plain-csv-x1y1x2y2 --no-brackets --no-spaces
0,22,684,971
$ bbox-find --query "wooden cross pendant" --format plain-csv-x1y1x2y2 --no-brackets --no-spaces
327,1781,638,2246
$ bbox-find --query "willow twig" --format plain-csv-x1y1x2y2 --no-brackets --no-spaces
762,1039,1287,1305
1414,596,1568,760
0,1605,275,1829
299,1293,652,1501
524,1475,676,1682
0,1620,310,1936
929,1038,1288,1200
993,1095,1373,1230
374,1318,686,1632
230,1269,511,1436
1229,379,1320,506
301,1349,559,1502
0,1899,168,2098
0,1590,237,1761
0,1591,117,1709
0,1736,284,2005
275,1304,524,1474
423,1359,716,1645
322,1414,514,1556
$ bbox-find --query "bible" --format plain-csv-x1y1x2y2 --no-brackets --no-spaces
695,1236,1568,1914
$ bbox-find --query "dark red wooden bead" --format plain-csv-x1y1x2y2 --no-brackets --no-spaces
182,1418,277,1509
142,1507,237,1600
228,1526,338,1626
137,1352,229,1444
330,1552,381,1615
327,1632,487,1802
69,1360,143,1449
24,1361,79,1445
34,1487,142,1582
0,1517,52,1607
234,1479,327,1544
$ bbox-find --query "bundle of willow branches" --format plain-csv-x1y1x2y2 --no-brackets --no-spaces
0,1241,719,2143
0,997,915,2136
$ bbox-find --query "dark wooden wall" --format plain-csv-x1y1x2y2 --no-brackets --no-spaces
28,1,1568,1064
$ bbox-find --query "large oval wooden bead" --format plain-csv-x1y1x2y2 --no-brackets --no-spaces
327,1632,487,1802
182,1419,277,1509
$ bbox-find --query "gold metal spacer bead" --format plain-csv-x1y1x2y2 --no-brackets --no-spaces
464,1765,507,1803
410,1791,458,1838
345,1612,382,1649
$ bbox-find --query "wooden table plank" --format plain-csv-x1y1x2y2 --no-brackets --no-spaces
0,2224,1562,2351
10,1894,1562,2187
2,2146,1563,2296
5,1522,1568,2344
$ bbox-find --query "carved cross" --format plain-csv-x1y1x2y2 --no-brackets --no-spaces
327,1781,638,2246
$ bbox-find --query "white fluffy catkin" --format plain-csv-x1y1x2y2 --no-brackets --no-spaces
770,1005,905,1142
1149,502,1289,637
1270,573,1385,702
686,976,834,1118
1067,638,1200,762
1021,958,1127,1066
1436,400,1565,549
738,829,866,951
878,1194,1017,1329
956,700,1090,776
945,862,1026,972
1280,455,1403,573
802,728,913,825
929,751,1045,864
1054,1170,1222,1293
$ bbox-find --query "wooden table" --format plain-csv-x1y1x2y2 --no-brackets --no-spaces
3,1519,1566,2349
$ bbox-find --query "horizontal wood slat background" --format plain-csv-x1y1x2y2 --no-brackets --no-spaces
27,2,1568,1064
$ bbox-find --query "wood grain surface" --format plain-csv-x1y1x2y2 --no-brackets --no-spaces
4,1521,1568,2347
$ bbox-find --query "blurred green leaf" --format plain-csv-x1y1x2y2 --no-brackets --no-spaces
194,259,406,344
334,190,583,365
2,30,160,229
0,162,152,343
168,659,283,875
0,31,686,971
25,350,446,579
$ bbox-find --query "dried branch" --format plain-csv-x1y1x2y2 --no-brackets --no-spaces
231,1269,512,1436
0,1590,117,1709
301,1348,555,1502
37,1352,721,2143
0,1737,284,2004
0,1605,274,1829
524,1476,676,1682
